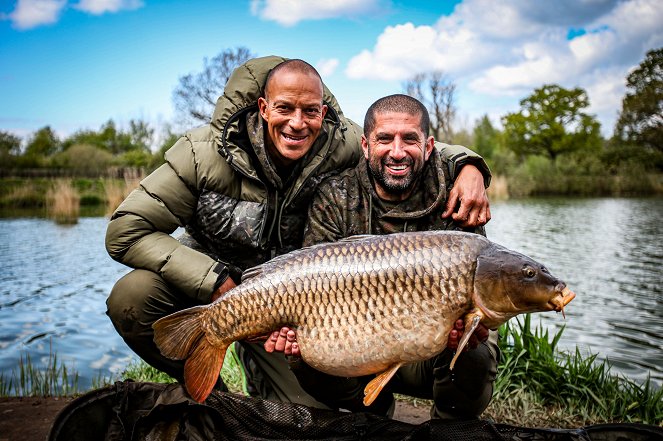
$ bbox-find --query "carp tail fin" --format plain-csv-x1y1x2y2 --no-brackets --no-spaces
152,305,208,360
363,363,403,406
450,312,483,370
184,339,227,403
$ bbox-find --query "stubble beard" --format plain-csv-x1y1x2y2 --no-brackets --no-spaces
367,155,416,196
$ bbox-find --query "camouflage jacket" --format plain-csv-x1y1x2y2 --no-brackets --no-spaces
303,147,486,247
106,56,489,304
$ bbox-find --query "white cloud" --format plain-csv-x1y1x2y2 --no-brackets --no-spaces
74,0,143,15
345,0,663,134
5,0,144,29
7,0,66,30
315,58,339,77
250,0,383,26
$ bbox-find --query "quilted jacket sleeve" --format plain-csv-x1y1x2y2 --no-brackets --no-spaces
105,135,220,303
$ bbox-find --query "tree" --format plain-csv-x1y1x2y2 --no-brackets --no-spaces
128,119,154,152
404,71,457,143
614,47,662,152
25,126,60,157
502,84,601,160
0,131,21,155
173,47,254,127
473,115,499,159
0,131,22,168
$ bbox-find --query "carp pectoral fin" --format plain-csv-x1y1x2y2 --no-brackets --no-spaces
450,312,483,370
184,339,227,403
363,363,403,406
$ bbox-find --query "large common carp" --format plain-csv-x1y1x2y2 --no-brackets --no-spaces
153,231,575,404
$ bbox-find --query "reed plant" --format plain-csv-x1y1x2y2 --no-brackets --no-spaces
103,179,127,216
487,174,509,200
103,174,142,216
0,352,78,397
46,180,80,224
492,314,663,426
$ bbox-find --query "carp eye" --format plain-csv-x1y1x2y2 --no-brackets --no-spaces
523,267,536,278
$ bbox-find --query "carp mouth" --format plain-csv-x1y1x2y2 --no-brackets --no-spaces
548,286,576,318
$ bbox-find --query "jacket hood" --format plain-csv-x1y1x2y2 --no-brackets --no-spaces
357,148,448,221
209,55,347,179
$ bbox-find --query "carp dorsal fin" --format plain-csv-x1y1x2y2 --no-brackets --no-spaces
450,311,484,370
339,234,379,242
363,362,403,406
241,265,263,282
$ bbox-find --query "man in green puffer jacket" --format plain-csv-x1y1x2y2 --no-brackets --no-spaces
105,56,492,408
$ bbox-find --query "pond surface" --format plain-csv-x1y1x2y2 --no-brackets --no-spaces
0,197,661,391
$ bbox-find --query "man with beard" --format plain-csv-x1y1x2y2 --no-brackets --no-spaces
267,94,498,420
106,57,492,409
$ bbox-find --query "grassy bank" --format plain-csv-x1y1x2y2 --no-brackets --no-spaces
0,177,141,221
2,172,662,216
1,316,660,428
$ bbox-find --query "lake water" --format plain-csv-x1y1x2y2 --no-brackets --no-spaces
0,197,661,391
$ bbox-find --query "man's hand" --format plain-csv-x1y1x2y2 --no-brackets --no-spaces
264,326,300,357
442,165,491,227
210,277,237,302
446,319,490,351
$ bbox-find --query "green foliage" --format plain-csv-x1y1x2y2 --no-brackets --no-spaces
51,144,113,175
502,84,602,160
614,47,663,155
473,115,499,160
496,315,663,425
0,131,22,168
25,126,61,158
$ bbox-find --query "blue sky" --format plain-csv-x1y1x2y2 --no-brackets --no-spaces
1,0,662,145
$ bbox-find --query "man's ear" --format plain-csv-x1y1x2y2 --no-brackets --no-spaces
258,97,268,120
321,104,328,120
361,135,370,160
424,136,435,161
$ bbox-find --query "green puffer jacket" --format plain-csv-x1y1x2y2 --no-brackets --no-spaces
106,55,489,304
303,146,485,247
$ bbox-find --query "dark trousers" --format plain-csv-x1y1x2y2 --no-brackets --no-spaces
106,269,326,407
291,333,499,419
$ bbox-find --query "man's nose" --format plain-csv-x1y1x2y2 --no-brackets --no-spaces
389,138,407,159
288,110,306,131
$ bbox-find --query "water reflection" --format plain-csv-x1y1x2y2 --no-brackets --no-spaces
487,197,663,387
0,197,661,391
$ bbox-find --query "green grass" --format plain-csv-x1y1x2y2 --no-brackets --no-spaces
0,352,78,397
490,314,663,426
1,324,661,428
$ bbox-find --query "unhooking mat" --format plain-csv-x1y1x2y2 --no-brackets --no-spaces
48,380,663,441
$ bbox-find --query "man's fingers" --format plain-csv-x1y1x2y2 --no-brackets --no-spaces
442,190,459,218
263,331,280,353
448,329,459,349
291,342,300,357
452,198,472,224
273,327,289,352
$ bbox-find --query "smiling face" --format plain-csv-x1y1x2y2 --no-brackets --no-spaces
361,111,434,201
258,70,328,167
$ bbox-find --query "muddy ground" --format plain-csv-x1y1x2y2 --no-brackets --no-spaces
0,396,430,441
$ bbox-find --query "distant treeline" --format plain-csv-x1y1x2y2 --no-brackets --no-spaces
1,48,661,201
